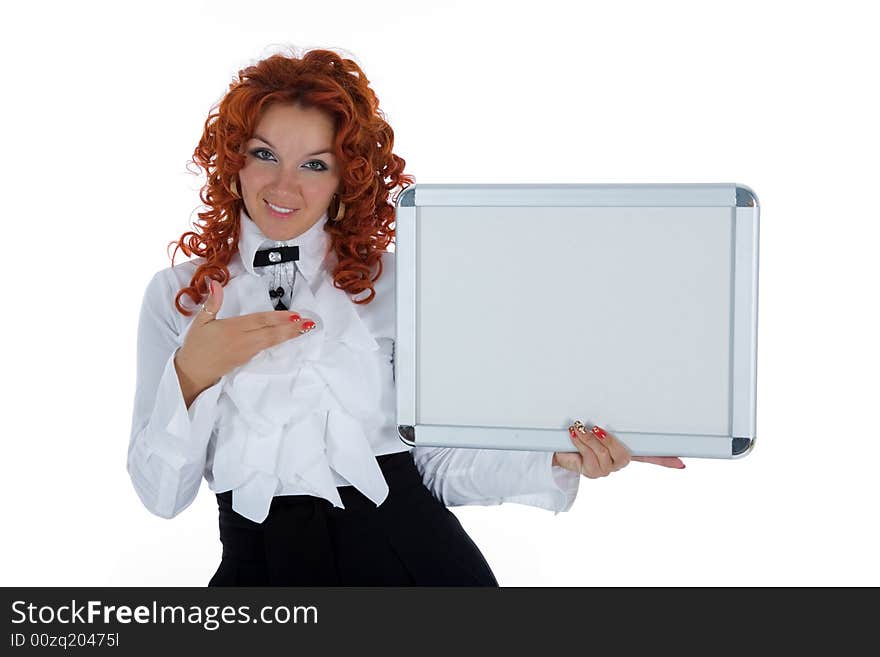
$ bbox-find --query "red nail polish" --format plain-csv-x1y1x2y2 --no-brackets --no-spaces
289,314,301,321
592,426,607,440
569,427,577,439
302,320,316,330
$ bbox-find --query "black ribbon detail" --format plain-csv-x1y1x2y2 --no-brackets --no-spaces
253,245,299,268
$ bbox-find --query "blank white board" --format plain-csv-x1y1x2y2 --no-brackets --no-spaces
394,184,759,458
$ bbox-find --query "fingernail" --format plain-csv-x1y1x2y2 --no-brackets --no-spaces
301,320,316,330
289,313,301,322
569,427,577,439
591,426,607,440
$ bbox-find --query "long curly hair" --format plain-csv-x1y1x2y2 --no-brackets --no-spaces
169,47,415,316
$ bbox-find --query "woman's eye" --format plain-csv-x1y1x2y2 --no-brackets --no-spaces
250,148,275,161
304,160,328,171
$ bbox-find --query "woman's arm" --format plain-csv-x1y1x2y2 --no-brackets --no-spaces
412,445,580,515
126,270,223,519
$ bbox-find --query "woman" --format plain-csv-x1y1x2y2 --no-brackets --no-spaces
127,47,685,586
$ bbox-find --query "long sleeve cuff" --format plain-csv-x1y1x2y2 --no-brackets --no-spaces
141,350,222,470
414,447,580,515
501,451,580,515
128,350,223,518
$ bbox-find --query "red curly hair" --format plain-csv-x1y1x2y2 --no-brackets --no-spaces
169,47,415,316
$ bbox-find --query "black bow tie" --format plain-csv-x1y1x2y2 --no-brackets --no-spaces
253,245,300,268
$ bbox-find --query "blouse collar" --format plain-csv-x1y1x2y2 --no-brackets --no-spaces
237,207,331,283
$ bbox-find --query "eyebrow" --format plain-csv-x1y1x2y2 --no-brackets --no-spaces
252,135,334,157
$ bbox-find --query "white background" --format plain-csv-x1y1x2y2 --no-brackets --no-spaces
1,0,877,587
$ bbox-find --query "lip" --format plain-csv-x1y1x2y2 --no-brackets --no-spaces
264,198,299,218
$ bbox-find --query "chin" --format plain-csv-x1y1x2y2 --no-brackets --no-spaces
265,218,315,241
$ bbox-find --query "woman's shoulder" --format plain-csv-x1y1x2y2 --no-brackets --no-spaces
148,256,205,291
380,248,396,266
341,248,395,299
347,249,396,338
141,256,208,319
377,247,395,280
364,248,396,302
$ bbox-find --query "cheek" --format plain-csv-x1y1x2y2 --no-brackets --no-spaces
306,175,340,198
237,164,268,194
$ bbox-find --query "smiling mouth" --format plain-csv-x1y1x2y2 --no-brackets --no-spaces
264,199,299,215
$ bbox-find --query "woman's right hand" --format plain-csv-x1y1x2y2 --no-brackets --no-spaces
173,279,317,406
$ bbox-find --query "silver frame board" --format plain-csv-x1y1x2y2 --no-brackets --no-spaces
394,183,759,459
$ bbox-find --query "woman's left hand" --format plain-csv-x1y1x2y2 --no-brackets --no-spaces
553,421,685,478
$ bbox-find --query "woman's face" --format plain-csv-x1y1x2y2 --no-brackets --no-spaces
237,102,341,241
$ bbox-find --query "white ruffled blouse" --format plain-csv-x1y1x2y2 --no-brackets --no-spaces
128,208,580,523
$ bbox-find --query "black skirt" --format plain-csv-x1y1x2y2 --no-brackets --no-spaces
208,450,499,586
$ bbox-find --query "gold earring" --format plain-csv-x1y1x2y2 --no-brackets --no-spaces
230,178,240,199
332,195,346,221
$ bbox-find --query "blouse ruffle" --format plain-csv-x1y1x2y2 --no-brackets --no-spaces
202,262,389,524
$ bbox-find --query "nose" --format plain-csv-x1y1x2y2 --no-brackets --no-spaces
269,165,307,200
